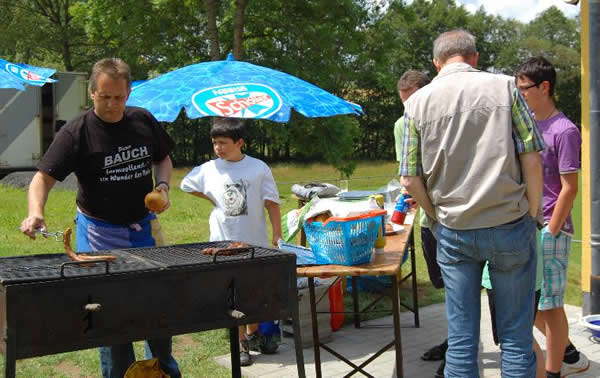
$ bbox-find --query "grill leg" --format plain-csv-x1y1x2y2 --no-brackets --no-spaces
4,326,16,378
308,277,322,378
229,327,241,378
290,286,306,378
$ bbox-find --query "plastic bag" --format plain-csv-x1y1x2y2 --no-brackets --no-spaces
259,320,280,337
291,182,340,199
124,358,169,378
277,239,316,265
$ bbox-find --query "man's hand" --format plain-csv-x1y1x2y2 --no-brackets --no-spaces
404,196,418,210
401,176,436,220
22,171,56,239
547,172,578,237
152,185,170,214
21,215,46,239
152,155,173,214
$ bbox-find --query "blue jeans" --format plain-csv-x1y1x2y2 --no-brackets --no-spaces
99,337,181,378
74,212,181,378
436,215,537,378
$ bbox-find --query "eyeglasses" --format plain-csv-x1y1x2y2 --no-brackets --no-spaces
518,82,541,91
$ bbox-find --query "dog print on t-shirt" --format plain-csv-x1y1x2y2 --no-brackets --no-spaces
222,179,248,216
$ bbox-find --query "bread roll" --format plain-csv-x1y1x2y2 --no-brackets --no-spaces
310,211,331,223
145,189,168,212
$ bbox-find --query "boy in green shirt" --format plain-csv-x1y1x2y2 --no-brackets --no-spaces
395,70,447,377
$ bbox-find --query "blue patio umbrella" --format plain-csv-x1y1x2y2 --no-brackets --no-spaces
131,80,147,89
127,53,363,123
0,58,56,91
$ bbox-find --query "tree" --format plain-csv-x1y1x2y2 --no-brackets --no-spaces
352,0,474,159
205,0,221,60
520,7,581,124
70,0,214,78
0,0,582,164
0,0,89,70
232,0,249,59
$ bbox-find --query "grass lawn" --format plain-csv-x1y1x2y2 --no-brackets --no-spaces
0,161,583,376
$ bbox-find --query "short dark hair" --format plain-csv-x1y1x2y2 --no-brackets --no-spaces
88,58,131,93
397,70,430,95
514,56,557,96
210,118,245,141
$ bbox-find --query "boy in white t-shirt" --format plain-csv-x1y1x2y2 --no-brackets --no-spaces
180,117,282,366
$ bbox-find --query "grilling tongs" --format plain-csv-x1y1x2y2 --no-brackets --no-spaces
15,227,64,241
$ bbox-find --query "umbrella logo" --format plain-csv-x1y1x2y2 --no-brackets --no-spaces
191,83,283,119
5,63,48,85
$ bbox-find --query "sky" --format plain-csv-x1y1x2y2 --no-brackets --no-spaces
452,0,580,23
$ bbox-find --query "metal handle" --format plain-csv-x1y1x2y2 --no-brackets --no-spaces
60,260,110,277
227,309,246,319
84,303,102,312
212,247,255,263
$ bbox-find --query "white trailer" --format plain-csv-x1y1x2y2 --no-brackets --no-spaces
0,72,87,177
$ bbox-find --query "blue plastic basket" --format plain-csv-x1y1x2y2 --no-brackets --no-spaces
303,210,386,266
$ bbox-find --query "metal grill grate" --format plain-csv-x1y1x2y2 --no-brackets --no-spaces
121,241,286,267
0,251,163,284
0,241,288,284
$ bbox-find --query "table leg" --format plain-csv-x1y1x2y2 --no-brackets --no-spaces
409,230,420,328
392,274,404,378
351,276,360,328
229,327,241,378
308,277,322,378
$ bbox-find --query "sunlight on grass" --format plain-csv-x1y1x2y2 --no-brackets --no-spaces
0,160,585,374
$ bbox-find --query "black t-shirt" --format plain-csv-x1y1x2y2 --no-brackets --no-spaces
38,107,174,224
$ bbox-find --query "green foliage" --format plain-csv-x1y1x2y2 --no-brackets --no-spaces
164,116,213,166
0,0,89,70
285,115,361,178
70,0,214,77
0,0,583,159
520,7,581,125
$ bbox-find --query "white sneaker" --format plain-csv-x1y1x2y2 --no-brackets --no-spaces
561,352,590,377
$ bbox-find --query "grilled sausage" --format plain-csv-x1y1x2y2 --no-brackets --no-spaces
201,242,249,256
63,227,117,263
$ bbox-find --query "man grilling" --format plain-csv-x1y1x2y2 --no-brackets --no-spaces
20,58,181,378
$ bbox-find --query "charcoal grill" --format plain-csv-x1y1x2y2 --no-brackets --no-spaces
0,241,305,378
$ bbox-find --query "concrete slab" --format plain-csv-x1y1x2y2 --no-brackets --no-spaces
215,297,600,377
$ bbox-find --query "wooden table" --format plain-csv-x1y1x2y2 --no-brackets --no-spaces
296,210,418,378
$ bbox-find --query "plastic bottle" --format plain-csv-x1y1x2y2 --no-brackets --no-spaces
391,193,411,225
370,194,386,249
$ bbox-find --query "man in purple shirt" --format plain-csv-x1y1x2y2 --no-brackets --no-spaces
516,56,588,378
